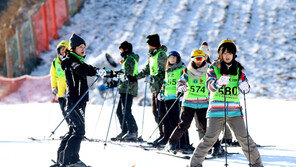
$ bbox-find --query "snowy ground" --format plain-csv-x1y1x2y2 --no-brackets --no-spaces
1,97,296,167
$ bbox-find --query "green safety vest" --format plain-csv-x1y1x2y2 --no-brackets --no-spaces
54,58,65,77
164,67,184,96
184,72,208,99
211,66,240,102
149,51,165,76
122,56,138,76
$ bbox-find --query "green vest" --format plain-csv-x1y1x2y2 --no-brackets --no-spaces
165,67,184,96
211,66,240,102
122,56,138,76
185,72,208,99
54,58,65,77
149,51,165,76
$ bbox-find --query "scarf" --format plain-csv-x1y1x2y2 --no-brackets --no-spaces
187,61,208,79
71,52,85,63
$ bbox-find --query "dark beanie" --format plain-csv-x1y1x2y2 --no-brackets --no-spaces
119,41,133,52
69,33,86,49
146,33,160,47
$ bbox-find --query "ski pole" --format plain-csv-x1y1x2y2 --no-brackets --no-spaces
243,91,252,167
92,87,108,139
223,86,228,167
49,74,104,138
120,79,130,135
147,93,183,141
104,79,121,148
139,78,148,139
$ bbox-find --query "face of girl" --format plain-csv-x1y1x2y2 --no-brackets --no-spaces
168,55,177,64
194,61,203,67
74,44,86,57
59,47,66,56
221,49,233,63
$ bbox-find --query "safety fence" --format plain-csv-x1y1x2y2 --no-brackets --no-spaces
0,75,51,103
4,0,85,78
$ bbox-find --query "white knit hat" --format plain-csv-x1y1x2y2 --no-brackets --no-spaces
199,41,211,57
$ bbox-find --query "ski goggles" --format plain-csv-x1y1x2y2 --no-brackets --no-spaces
191,56,205,62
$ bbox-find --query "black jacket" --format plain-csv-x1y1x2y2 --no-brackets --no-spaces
61,52,97,104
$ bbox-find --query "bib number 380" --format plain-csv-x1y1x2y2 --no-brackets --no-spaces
219,87,238,95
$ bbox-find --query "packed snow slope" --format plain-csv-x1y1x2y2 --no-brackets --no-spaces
31,0,296,100
0,98,296,166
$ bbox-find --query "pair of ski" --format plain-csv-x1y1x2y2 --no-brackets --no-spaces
155,150,239,160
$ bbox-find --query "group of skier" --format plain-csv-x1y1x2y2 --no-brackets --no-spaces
50,33,263,167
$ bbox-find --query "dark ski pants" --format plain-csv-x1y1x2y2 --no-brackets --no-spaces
169,107,207,145
165,100,190,148
57,101,86,166
152,93,167,137
116,93,138,133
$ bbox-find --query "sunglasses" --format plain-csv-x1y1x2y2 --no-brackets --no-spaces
191,56,205,62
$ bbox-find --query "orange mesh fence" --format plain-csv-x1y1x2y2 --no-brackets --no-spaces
0,75,51,104
32,9,46,56
55,0,68,30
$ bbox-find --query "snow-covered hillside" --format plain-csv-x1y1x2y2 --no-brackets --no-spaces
31,0,296,100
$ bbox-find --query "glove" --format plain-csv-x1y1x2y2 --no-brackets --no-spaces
157,93,165,101
217,75,230,87
115,69,124,75
239,81,250,93
178,85,187,93
177,92,184,102
52,87,58,95
107,79,118,88
96,68,107,77
148,75,155,83
127,75,137,82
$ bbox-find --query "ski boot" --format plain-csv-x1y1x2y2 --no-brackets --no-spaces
165,143,177,154
251,164,264,167
212,145,224,156
111,131,127,141
154,137,168,146
121,132,138,141
147,135,163,145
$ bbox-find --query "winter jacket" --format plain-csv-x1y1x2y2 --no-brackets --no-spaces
61,52,97,104
163,61,185,101
137,45,167,93
206,59,249,118
50,55,67,98
177,62,209,109
119,52,139,97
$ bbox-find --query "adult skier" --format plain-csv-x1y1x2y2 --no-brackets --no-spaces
189,39,263,167
51,33,105,167
111,41,139,141
135,33,168,145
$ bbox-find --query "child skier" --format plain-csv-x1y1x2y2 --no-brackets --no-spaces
160,51,190,148
136,33,168,145
50,40,69,121
189,39,263,167
111,41,139,141
52,33,104,167
165,50,221,154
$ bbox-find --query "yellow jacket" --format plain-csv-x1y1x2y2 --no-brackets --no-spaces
50,56,67,98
